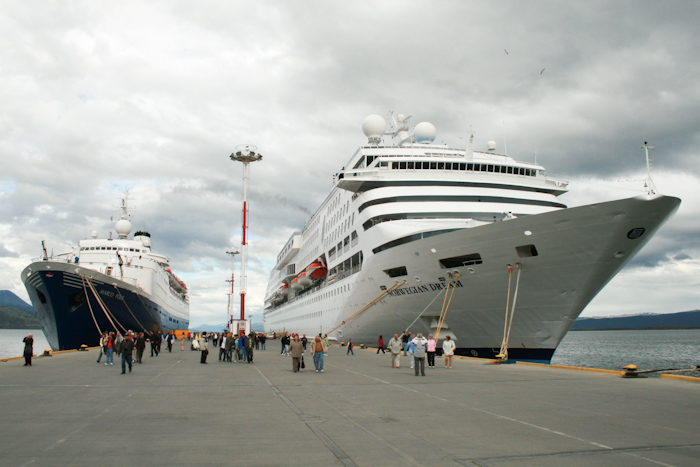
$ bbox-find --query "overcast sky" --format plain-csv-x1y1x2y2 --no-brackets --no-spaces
1,1,699,327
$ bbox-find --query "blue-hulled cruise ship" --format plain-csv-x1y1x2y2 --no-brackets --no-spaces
21,196,189,350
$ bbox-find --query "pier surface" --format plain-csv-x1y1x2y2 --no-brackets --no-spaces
2,344,699,466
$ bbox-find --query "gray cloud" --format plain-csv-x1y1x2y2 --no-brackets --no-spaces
2,1,699,324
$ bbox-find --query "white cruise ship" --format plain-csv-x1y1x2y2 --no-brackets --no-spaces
21,196,190,350
263,112,680,362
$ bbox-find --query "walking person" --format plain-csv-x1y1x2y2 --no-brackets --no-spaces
120,332,135,374
412,333,428,376
246,333,254,363
150,331,160,357
289,334,304,372
23,333,33,366
219,332,228,362
105,332,115,366
96,331,107,363
377,335,385,354
402,331,410,356
442,335,456,368
259,333,266,350
180,334,186,351
199,332,209,363
135,332,146,364
310,335,327,373
237,333,247,363
225,332,236,362
407,333,416,369
426,334,437,368
346,339,354,355
387,333,402,368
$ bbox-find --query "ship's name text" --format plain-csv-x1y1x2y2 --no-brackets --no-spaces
388,280,464,297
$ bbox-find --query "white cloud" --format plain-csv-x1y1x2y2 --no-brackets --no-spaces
1,1,699,326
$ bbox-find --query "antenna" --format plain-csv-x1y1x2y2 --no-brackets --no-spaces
642,142,657,195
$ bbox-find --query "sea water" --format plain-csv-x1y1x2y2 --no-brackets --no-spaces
551,329,700,374
0,329,51,359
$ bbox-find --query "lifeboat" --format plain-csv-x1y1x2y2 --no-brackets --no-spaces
306,261,328,281
297,270,312,287
290,276,302,291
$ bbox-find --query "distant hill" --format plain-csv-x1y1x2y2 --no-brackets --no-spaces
0,306,41,329
571,310,700,331
0,290,34,313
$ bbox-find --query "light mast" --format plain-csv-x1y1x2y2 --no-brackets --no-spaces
229,145,262,321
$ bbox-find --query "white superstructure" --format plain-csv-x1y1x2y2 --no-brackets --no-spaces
263,112,680,362
22,196,189,350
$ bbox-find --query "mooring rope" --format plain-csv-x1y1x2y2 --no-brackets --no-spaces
498,263,522,360
84,275,127,333
81,276,103,335
328,280,406,335
112,284,148,332
435,272,460,341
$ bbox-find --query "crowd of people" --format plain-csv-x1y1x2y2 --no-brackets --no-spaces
85,328,457,377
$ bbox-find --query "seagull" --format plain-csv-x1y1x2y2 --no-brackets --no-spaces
504,49,509,54
540,68,545,75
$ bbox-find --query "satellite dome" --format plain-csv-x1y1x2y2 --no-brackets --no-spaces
362,115,386,141
91,231,98,239
115,219,132,239
487,141,497,152
414,122,437,143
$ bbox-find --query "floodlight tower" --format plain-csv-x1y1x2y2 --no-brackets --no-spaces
225,249,239,330
229,144,262,322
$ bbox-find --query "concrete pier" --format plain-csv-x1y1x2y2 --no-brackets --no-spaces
1,344,699,466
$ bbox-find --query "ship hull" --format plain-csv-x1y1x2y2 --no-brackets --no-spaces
21,262,189,351
264,194,680,362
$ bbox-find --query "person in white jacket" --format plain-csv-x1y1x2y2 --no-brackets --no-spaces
411,333,428,376
442,335,456,368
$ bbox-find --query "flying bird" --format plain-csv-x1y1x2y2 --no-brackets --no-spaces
540,68,545,75
504,49,509,54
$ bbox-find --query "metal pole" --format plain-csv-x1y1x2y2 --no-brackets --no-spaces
241,162,249,321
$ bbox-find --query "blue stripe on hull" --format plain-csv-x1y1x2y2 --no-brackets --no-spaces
28,270,184,351
453,347,555,363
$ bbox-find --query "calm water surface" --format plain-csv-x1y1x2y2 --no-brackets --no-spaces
551,329,700,375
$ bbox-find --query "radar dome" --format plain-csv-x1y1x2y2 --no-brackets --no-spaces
115,219,132,239
487,141,497,152
91,231,98,239
362,115,386,141
414,122,437,143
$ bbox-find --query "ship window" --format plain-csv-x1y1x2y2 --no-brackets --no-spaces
487,165,494,172
367,156,375,166
353,156,365,169
439,253,483,268
399,162,407,169
384,266,408,278
407,162,414,169
329,247,336,261
525,169,531,176
501,166,506,173
430,162,437,169
344,236,350,248
437,162,444,170
507,167,513,174
459,163,466,170
392,162,399,169
516,244,538,258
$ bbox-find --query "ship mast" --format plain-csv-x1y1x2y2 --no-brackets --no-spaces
642,142,657,195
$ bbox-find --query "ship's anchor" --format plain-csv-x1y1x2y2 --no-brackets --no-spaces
495,262,523,363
